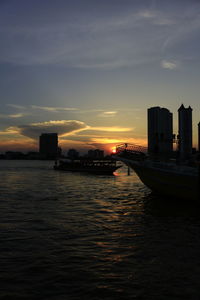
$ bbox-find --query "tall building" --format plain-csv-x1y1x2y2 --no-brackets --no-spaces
39,133,58,159
178,104,192,160
148,106,173,156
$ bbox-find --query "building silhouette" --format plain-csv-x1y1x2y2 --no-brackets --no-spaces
87,149,104,159
148,106,173,156
39,133,58,159
67,149,79,159
178,104,192,160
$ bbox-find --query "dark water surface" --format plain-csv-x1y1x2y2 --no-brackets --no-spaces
0,160,200,300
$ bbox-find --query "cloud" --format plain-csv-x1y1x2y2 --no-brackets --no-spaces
6,104,77,115
31,105,77,112
0,126,20,135
75,59,141,70
0,3,188,69
98,111,118,117
0,113,25,119
75,109,104,114
90,126,133,132
102,111,117,115
137,10,175,26
0,139,37,152
0,117,139,152
7,104,26,110
0,119,133,142
19,120,88,139
138,10,156,19
58,131,146,153
161,60,178,70
89,137,124,144
9,113,25,118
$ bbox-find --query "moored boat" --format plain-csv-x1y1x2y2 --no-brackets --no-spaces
114,143,199,201
54,158,121,175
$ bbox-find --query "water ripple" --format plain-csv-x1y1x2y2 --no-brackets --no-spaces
0,160,200,299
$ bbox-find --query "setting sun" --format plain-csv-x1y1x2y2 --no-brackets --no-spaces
111,147,117,154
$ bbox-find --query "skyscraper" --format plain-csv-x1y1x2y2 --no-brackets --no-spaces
148,106,173,156
39,133,58,159
178,104,192,160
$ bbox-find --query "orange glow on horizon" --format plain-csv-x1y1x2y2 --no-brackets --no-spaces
111,147,117,154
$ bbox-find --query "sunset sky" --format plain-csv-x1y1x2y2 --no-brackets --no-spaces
1,0,200,154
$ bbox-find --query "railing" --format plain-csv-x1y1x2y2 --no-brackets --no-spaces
116,143,147,155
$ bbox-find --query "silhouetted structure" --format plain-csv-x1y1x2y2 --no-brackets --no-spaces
54,158,119,175
5,151,26,160
67,149,79,159
26,152,40,160
178,104,192,160
148,107,173,156
39,133,58,159
87,149,104,159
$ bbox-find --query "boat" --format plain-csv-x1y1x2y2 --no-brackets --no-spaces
114,143,199,201
54,158,121,175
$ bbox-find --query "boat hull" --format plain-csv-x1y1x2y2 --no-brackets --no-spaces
118,157,199,201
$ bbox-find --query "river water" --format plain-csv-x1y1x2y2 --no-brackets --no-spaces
0,160,200,300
